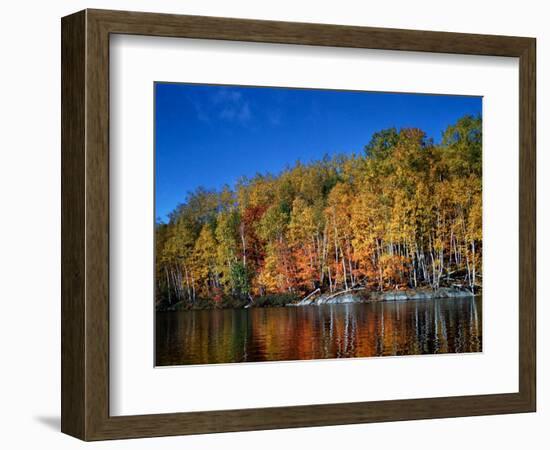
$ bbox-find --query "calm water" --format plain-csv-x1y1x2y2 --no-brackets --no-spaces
155,296,482,366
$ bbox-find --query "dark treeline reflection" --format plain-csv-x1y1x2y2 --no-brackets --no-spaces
155,297,482,366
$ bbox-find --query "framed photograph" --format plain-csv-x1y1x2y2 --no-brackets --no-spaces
61,9,536,440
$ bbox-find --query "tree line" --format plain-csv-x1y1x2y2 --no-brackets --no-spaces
156,115,482,309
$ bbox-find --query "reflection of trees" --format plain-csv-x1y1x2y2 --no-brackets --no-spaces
155,298,482,365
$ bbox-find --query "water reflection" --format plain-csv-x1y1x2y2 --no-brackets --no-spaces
155,296,482,366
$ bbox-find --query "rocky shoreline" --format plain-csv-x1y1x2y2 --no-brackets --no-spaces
288,287,475,307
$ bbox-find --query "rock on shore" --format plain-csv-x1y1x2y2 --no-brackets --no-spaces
289,287,474,306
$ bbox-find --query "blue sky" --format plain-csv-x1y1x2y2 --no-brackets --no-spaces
155,83,481,221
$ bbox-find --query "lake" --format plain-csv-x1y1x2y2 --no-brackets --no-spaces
155,296,482,366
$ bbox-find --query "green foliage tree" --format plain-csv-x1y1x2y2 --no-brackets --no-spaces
230,261,252,297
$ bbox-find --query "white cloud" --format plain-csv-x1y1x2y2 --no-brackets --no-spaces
212,88,252,124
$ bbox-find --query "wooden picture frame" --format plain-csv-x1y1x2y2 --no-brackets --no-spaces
61,9,536,441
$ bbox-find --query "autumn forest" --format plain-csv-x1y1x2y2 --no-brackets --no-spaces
155,114,482,311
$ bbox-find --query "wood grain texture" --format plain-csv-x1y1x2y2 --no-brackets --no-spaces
518,39,536,410
84,10,111,439
89,8,532,56
60,8,537,441
61,10,86,439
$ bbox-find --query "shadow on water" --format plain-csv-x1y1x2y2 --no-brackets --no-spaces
156,296,482,366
